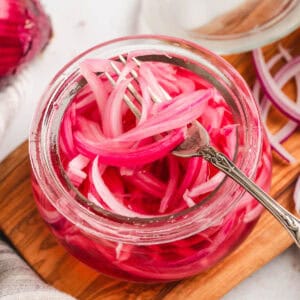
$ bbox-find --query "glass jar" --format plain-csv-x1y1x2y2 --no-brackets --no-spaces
29,35,272,283
139,0,300,54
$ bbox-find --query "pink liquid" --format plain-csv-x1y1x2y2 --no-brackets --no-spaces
31,60,272,282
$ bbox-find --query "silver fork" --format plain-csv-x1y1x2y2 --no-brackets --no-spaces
108,55,168,107
102,54,300,247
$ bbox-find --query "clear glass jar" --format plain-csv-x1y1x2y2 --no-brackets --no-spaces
29,35,272,283
139,0,300,54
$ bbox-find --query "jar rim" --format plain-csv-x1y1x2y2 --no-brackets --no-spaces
29,35,262,243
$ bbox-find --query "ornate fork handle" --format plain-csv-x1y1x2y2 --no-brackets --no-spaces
199,145,300,247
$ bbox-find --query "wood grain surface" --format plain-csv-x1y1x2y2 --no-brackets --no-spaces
194,0,289,35
0,29,299,300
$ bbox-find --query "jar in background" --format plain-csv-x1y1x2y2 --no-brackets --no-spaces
139,0,300,54
29,35,272,282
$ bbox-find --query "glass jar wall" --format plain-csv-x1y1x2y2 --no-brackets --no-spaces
29,36,272,282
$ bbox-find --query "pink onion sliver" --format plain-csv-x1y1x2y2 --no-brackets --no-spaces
134,171,167,192
140,63,169,102
73,86,94,105
243,203,264,224
174,157,203,204
159,155,180,213
66,154,90,186
68,154,90,170
91,157,149,217
143,61,177,82
60,109,77,158
115,61,137,84
253,49,300,123
67,168,87,187
152,89,211,117
143,62,180,94
115,243,134,262
176,76,196,94
104,168,126,196
74,130,133,155
87,192,105,207
119,167,135,176
102,78,132,138
124,172,166,199
156,77,181,94
186,172,226,199
80,62,107,116
75,116,105,142
116,90,211,142
183,196,196,208
75,129,185,167
75,93,95,113
294,177,300,214
35,201,62,224
138,76,153,124
193,160,209,186
222,125,238,160
117,113,197,143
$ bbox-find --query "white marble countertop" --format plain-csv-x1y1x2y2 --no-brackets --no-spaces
0,0,299,298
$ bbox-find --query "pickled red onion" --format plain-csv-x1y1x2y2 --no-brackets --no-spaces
59,56,237,216
75,129,185,167
91,157,148,217
159,155,180,213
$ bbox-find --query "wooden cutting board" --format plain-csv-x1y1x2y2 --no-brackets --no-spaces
0,29,300,300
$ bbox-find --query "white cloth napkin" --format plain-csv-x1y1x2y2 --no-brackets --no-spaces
0,238,76,300
0,74,76,299
0,82,21,144
0,80,76,299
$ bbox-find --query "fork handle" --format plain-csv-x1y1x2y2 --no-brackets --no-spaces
198,145,300,248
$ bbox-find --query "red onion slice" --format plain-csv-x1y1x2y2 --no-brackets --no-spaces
0,0,52,85
256,50,299,162
253,48,300,123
